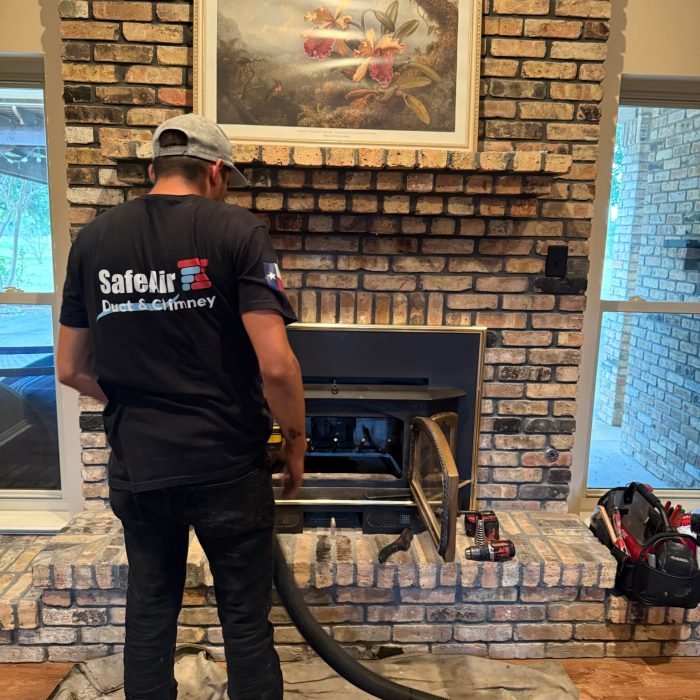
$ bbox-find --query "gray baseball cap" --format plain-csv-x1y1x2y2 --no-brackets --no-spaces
152,113,248,188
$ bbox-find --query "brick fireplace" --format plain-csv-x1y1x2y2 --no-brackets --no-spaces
9,0,698,668
63,0,609,514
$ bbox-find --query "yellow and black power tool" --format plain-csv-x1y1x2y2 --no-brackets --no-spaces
267,421,284,468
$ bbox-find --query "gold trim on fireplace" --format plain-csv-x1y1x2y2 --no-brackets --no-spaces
277,499,415,508
409,416,459,562
290,323,487,333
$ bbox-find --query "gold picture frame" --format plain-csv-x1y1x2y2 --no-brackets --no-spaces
194,0,482,150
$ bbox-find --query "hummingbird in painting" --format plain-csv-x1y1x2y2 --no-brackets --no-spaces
265,80,283,101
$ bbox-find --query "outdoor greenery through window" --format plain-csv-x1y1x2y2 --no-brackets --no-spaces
0,84,60,491
0,87,52,292
588,104,700,490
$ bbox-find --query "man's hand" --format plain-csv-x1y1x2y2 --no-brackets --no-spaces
279,439,305,499
56,325,108,404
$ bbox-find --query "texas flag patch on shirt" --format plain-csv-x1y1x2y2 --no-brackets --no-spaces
263,262,285,292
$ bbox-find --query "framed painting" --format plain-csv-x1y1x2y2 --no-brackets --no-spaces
194,0,482,150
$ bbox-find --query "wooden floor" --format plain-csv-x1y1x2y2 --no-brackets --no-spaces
3,657,700,700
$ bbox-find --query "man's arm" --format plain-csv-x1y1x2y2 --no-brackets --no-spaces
242,310,305,498
56,325,108,404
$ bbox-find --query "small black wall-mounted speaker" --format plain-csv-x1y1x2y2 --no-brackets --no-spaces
545,245,568,278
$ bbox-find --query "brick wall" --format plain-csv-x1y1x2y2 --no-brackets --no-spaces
59,0,613,511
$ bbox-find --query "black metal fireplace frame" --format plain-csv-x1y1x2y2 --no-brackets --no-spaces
274,323,486,559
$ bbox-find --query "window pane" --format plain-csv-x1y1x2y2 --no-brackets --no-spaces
0,305,60,490
601,105,700,303
589,312,700,490
0,86,53,293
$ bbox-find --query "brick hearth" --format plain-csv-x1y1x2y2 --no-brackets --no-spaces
2,514,699,663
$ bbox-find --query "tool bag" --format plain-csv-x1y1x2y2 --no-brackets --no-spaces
590,482,700,608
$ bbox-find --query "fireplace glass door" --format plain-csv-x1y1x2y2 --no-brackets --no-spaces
408,415,459,562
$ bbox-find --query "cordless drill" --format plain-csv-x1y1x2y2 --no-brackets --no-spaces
464,540,516,561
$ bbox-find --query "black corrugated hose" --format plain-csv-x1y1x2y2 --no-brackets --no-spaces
273,536,448,700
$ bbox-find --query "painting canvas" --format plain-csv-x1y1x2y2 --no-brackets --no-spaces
196,0,481,149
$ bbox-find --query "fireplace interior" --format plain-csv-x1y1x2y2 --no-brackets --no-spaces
274,324,485,561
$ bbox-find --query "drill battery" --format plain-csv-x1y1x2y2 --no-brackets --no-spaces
463,510,500,541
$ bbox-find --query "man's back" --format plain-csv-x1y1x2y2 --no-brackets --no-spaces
57,113,305,700
61,194,295,492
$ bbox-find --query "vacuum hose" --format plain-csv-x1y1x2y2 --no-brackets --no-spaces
273,536,448,700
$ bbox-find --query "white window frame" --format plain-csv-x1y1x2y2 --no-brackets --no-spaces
0,54,82,530
572,75,700,517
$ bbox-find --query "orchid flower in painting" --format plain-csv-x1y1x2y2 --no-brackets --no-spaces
302,4,353,60
352,27,405,87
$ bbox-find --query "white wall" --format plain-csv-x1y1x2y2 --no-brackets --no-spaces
0,0,43,52
624,0,700,76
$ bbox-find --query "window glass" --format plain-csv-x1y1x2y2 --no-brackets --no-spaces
589,312,700,490
0,304,60,490
601,105,700,303
0,86,53,293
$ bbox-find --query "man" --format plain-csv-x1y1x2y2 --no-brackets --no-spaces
57,114,306,700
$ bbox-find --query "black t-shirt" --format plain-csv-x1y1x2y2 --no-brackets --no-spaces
60,194,296,492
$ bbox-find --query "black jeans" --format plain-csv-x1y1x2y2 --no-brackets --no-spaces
110,466,283,700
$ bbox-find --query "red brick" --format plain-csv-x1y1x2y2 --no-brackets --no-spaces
550,82,603,101
479,239,532,255
491,39,547,58
519,102,574,120
446,294,499,310
542,202,594,218
521,61,578,79
551,41,607,61
421,276,472,292
61,21,120,40
157,46,191,65
547,123,600,141
524,19,583,38
126,66,183,86
475,277,528,293
96,86,156,105
555,0,611,18
158,88,192,106
364,275,416,292
516,623,572,640
421,239,474,255
62,64,117,83
494,0,550,13
483,17,524,36
393,257,445,273
59,0,89,18
337,256,389,271
475,312,527,329
94,44,154,63
93,2,153,21
156,3,192,22
482,101,517,120
306,273,357,289
502,331,553,346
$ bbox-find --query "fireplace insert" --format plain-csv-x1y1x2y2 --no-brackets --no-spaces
274,324,485,562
